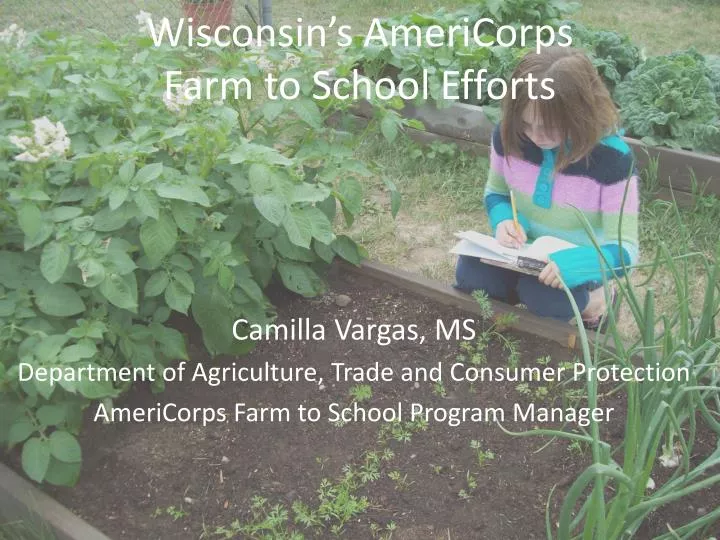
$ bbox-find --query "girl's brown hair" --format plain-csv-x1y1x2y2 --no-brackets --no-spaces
501,46,619,171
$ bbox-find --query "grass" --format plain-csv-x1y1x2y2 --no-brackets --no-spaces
573,0,720,54
3,0,720,54
0,519,55,540
340,133,720,342
0,0,189,38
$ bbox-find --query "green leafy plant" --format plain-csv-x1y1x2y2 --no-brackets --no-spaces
341,1,572,107
478,0,579,27
0,30,398,486
212,496,302,540
502,201,720,538
349,384,373,402
458,470,478,500
567,22,643,92
369,521,397,540
615,49,720,154
152,505,188,521
469,440,495,467
705,54,720,103
514,355,580,405
454,290,519,368
387,470,414,491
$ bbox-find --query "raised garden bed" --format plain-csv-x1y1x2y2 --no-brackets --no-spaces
3,263,718,539
332,78,720,205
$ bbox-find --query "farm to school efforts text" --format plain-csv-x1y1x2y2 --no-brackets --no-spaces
165,70,554,103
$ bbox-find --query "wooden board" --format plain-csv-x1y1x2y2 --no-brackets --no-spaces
625,139,720,195
340,259,625,352
0,463,113,540
348,96,720,197
330,108,707,208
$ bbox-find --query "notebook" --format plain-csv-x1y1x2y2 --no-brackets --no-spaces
451,231,577,275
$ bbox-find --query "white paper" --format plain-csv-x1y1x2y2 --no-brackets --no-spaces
451,231,576,261
450,238,512,262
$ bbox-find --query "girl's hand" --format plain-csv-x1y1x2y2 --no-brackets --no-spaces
496,220,527,249
539,260,563,289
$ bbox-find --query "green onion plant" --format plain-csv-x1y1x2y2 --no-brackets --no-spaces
501,179,720,539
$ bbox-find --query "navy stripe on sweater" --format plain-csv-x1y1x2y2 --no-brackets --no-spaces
491,127,635,186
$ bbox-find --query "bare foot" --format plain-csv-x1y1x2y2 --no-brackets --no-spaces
582,286,607,321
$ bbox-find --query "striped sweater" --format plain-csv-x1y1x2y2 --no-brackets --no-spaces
485,124,640,288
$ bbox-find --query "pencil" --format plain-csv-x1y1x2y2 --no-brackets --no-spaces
510,190,521,237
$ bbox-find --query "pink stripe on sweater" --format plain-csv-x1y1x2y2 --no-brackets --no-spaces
501,156,638,214
600,175,640,213
489,147,504,176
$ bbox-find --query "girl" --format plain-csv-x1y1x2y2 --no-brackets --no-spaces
455,46,639,329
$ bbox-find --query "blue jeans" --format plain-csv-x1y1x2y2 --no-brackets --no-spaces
454,255,592,321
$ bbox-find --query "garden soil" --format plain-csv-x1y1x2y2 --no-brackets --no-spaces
37,268,719,539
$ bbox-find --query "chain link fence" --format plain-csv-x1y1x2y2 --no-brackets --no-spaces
1,1,269,39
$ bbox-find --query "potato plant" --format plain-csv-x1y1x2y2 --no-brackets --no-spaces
0,31,393,485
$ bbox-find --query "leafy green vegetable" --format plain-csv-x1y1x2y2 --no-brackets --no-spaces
705,54,720,102
0,29,398,486
568,21,643,91
478,0,579,27
615,49,720,153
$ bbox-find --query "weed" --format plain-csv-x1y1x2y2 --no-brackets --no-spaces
359,451,381,483
378,420,418,444
316,475,370,534
469,440,496,467
433,381,447,397
567,440,588,457
292,500,322,529
466,471,478,491
349,384,373,402
152,505,188,521
514,356,581,406
458,471,479,501
409,140,471,166
369,521,397,540
361,199,383,217
212,496,300,539
454,291,520,369
388,470,415,491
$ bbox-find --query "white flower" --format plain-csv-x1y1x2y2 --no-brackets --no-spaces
256,57,274,72
280,53,301,70
163,92,182,113
163,80,197,114
15,152,40,163
0,23,27,48
9,117,70,163
136,11,153,34
0,27,13,45
9,135,32,151
15,28,26,48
